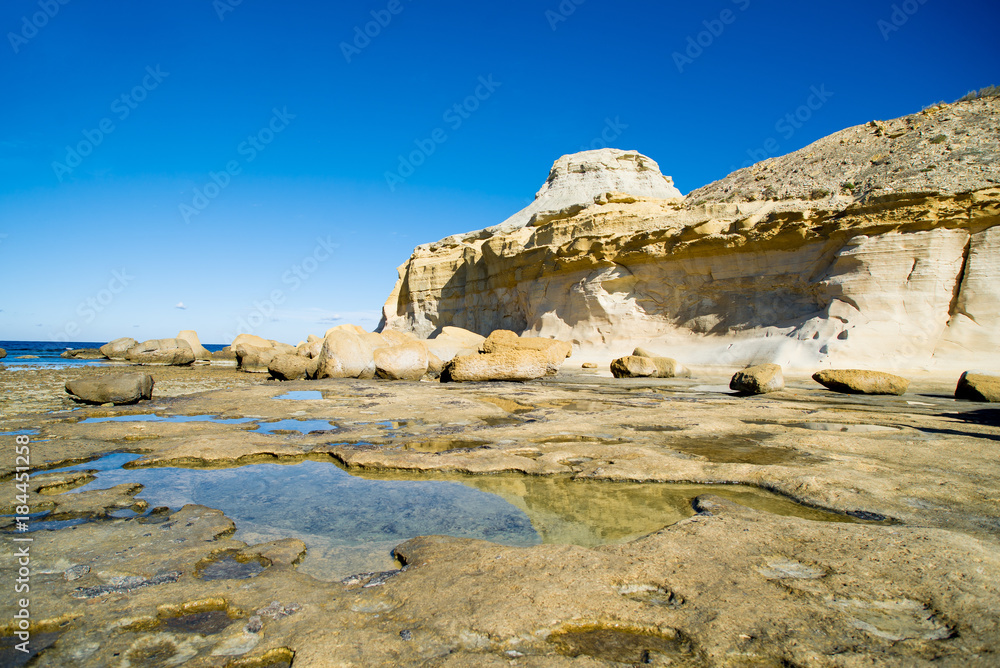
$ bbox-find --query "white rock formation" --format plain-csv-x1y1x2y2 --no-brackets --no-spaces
380,99,1000,373
494,149,681,232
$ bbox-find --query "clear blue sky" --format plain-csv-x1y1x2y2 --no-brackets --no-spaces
1,0,997,344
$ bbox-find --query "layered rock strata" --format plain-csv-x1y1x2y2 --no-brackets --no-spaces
380,99,1000,371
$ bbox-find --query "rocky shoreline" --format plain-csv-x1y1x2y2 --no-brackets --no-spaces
2,361,999,666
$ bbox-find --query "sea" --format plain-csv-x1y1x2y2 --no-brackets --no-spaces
0,340,228,368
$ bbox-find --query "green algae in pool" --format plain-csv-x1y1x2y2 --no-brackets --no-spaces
65,455,861,582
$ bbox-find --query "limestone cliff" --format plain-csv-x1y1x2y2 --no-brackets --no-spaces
380,98,1000,371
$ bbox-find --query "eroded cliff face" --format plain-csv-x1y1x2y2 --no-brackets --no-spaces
381,99,1000,371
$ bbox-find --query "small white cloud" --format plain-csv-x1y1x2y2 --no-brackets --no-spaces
175,302,187,310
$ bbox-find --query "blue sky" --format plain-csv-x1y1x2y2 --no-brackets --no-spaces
1,0,997,345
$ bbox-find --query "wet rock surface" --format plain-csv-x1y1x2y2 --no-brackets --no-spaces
1,365,1000,665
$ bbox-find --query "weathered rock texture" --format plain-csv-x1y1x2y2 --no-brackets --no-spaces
813,369,910,396
99,337,136,360
65,374,154,404
381,98,1000,371
955,370,1000,402
731,363,785,394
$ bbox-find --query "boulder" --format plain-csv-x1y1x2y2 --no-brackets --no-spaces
0,348,5,359
296,339,324,359
211,347,237,366
581,362,597,369
374,342,429,381
269,340,297,356
99,338,137,360
125,339,196,366
65,374,154,405
731,364,785,395
631,348,691,378
233,344,277,373
481,330,572,367
307,334,321,343
268,354,311,381
424,326,487,363
426,351,444,378
610,356,658,378
649,357,690,378
176,330,212,361
316,327,380,379
441,349,551,382
955,371,1000,402
232,333,272,349
61,348,106,360
812,369,910,396
380,330,417,347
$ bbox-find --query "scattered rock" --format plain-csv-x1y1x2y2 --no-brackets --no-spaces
63,564,91,581
955,370,1000,402
65,374,154,405
611,356,658,378
0,348,5,359
731,363,785,394
125,339,196,366
268,354,311,381
374,342,429,381
176,330,212,361
99,337,137,360
61,348,106,360
582,362,598,369
812,369,910,395
441,349,551,382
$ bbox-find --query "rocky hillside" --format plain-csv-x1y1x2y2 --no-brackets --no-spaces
380,98,1000,372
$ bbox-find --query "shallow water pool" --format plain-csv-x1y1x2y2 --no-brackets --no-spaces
54,453,865,581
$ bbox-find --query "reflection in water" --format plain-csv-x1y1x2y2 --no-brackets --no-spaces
69,458,538,580
65,455,856,581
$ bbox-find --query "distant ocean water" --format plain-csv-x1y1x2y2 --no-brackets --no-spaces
0,340,228,367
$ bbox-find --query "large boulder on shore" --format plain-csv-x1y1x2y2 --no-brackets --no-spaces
0,348,5,359
812,369,909,395
374,342,429,381
65,374,154,405
611,354,690,378
631,348,691,378
231,334,296,373
268,354,313,381
61,348,106,360
315,326,382,379
423,326,486,363
233,344,277,373
125,339,195,366
955,371,1000,402
731,364,785,395
176,330,212,361
480,330,572,367
100,337,137,360
441,349,551,382
611,356,658,378
296,339,324,359
211,347,237,366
